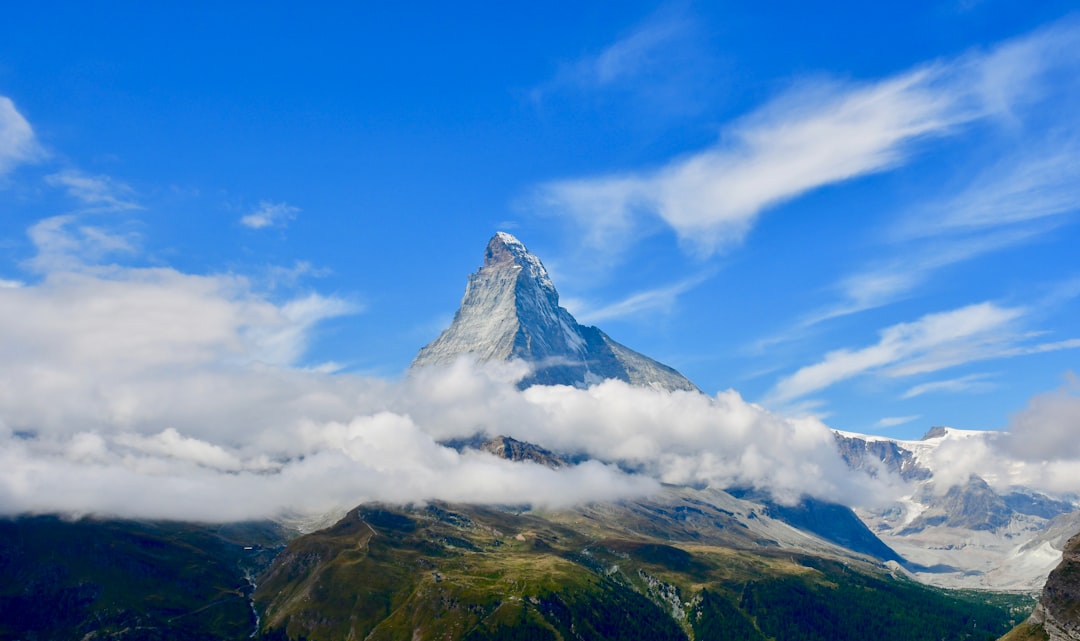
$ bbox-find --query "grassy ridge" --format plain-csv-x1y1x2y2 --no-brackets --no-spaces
254,503,1026,641
0,516,286,641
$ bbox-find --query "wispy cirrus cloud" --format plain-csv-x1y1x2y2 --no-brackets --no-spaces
767,302,1080,405
538,15,687,93
0,96,44,177
535,19,1080,261
563,272,709,324
540,67,976,258
241,200,300,229
46,169,141,211
899,148,1080,239
874,415,921,429
792,23,1080,326
808,224,1051,325
901,373,997,399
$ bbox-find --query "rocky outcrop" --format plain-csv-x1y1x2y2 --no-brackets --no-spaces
412,232,699,392
477,435,569,469
834,432,931,482
900,475,1013,534
1002,531,1080,640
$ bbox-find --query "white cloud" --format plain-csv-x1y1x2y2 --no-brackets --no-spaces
539,63,974,258
0,96,43,176
536,19,1079,260
768,302,1025,403
245,293,360,366
789,23,1080,327
810,226,1047,325
900,148,1080,239
901,373,996,399
558,16,685,89
912,377,1080,496
23,215,138,273
241,200,300,229
0,246,898,520
874,415,921,428
564,273,708,324
45,170,140,211
1003,376,1080,461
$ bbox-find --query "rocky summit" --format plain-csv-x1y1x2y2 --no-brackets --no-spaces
412,231,699,392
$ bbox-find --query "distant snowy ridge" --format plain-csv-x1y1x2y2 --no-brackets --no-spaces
837,426,1080,591
412,232,699,392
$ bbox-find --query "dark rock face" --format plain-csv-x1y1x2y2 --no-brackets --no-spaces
1003,490,1078,520
477,435,569,469
1006,531,1080,641
412,232,699,392
727,488,904,563
834,433,932,482
902,476,1014,534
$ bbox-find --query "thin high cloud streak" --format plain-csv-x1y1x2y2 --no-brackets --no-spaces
767,302,1080,404
801,22,1080,325
811,224,1052,326
537,20,1080,262
812,142,1080,325
241,200,300,229
901,373,996,399
563,272,709,324
536,13,687,93
0,97,43,176
528,7,708,118
45,170,141,212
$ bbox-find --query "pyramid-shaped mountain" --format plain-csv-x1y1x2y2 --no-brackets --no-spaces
412,232,699,392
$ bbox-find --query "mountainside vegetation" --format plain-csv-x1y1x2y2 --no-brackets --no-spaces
253,503,1028,641
0,504,1036,641
0,516,287,641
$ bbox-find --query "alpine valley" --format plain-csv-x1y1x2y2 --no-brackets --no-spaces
1,233,1075,641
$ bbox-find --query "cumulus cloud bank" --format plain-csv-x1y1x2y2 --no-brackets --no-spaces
3,214,1078,521
0,228,902,520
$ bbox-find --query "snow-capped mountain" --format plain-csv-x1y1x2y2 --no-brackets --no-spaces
837,427,1079,591
412,232,699,392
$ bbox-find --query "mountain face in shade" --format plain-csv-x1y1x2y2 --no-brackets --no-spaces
412,232,699,392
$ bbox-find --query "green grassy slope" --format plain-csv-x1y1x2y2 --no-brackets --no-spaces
0,516,288,641
254,503,1025,641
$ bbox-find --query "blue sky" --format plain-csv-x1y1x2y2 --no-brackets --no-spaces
2,1,1079,441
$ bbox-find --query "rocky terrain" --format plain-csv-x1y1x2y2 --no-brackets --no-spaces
253,497,1023,641
838,427,1079,591
1001,530,1080,641
412,232,699,392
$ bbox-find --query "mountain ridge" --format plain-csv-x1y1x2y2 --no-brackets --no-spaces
412,232,699,392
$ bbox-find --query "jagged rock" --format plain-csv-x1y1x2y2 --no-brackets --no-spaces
901,475,1013,534
478,435,569,469
834,432,931,482
412,232,699,392
1003,531,1080,641
835,428,1079,591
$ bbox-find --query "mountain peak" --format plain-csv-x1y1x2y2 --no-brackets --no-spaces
412,232,699,392
483,232,556,296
